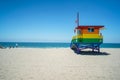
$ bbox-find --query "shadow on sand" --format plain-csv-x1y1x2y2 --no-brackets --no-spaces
74,51,110,55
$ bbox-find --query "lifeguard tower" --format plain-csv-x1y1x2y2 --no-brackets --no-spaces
70,13,104,53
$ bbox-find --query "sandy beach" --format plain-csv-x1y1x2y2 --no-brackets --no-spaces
0,48,120,80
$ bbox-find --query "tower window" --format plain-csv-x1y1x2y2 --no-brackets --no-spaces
88,28,94,32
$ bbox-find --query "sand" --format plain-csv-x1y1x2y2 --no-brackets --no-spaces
0,48,120,80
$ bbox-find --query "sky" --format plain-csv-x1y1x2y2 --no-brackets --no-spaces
0,0,120,43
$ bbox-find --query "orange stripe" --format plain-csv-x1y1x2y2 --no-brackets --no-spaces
81,28,99,34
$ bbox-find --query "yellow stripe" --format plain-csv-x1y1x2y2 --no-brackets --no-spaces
72,35,82,40
72,34,103,40
82,34,103,38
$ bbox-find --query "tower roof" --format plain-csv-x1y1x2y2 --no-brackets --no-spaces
75,25,104,29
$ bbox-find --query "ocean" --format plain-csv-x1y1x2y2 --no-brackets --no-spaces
0,42,120,48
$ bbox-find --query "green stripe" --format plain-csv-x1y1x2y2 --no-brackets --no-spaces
72,38,103,43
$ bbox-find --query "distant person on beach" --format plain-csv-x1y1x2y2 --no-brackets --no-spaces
0,45,4,49
9,46,11,49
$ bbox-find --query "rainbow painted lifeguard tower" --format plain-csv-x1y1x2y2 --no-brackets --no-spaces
70,13,104,53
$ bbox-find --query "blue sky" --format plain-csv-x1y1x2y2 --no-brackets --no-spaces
0,0,120,43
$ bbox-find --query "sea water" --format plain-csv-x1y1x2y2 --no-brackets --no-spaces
0,42,120,48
